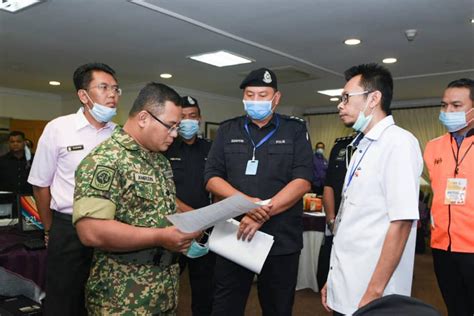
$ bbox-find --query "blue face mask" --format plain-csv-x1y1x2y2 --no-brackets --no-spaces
85,93,117,123
179,119,200,140
185,239,209,259
352,102,373,132
243,99,274,121
439,109,472,132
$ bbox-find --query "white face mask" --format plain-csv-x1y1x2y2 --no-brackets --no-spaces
352,100,374,132
85,92,117,123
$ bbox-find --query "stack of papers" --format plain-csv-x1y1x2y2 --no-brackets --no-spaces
209,219,274,274
166,194,274,274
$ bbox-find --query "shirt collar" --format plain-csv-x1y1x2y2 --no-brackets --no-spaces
74,107,115,131
247,113,279,129
363,115,395,141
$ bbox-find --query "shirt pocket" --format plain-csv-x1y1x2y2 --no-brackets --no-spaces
118,182,164,226
224,143,249,173
267,142,294,181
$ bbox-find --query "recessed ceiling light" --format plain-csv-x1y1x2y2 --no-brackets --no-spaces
344,38,361,46
0,0,45,13
330,97,340,102
188,50,253,67
317,88,343,97
382,58,397,64
49,81,61,86
471,18,474,24
160,73,172,79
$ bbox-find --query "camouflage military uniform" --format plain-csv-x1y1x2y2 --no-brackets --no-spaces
73,127,179,316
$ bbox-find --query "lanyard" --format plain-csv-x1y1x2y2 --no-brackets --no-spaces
450,134,473,176
244,114,280,160
344,139,372,193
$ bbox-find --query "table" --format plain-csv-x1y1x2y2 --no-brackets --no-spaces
0,228,46,290
296,212,326,292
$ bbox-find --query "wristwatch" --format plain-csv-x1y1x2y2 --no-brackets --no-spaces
327,218,335,233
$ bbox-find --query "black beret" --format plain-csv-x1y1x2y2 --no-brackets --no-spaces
240,68,278,90
181,95,199,108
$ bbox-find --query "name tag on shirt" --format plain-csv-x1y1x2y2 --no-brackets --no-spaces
444,178,467,205
245,160,258,175
135,173,155,183
67,145,84,151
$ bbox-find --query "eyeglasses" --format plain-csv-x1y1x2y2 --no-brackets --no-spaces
88,83,122,96
146,110,179,134
337,90,372,105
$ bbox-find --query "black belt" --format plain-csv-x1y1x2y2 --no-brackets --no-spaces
52,210,72,221
108,248,179,268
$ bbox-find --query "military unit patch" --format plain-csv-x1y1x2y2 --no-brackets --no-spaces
91,165,115,191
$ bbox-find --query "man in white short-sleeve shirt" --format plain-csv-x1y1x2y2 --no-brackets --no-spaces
321,63,422,315
28,62,120,316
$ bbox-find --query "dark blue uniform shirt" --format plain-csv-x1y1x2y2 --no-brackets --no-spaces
204,113,313,255
324,134,356,212
165,137,212,209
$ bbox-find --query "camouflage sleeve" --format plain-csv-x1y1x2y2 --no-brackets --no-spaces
73,152,121,225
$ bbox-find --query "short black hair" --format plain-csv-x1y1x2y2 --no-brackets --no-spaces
344,63,393,115
447,78,474,101
315,142,325,148
9,131,25,140
73,62,117,91
129,82,182,117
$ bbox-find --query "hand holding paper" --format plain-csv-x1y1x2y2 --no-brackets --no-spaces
246,199,273,223
166,194,270,233
237,215,262,241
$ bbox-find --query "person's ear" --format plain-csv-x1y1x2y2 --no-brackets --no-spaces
77,89,89,105
369,90,382,109
137,111,149,128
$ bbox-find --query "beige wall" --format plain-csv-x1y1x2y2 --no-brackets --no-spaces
0,85,305,133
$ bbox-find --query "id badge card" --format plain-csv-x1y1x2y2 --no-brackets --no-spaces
245,160,259,175
444,178,467,205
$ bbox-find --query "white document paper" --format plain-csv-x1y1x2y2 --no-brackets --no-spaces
166,194,270,233
209,219,274,274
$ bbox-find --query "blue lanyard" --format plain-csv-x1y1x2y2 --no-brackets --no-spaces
244,114,280,160
344,139,372,193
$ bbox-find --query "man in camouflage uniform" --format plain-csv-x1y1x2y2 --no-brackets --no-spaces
73,82,200,315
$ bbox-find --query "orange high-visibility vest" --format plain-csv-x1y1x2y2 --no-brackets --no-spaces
424,131,474,252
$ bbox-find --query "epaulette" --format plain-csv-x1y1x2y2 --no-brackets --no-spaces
281,114,306,124
334,133,356,143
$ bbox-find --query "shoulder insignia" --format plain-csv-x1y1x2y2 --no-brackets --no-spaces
334,133,356,143
288,115,306,123
91,165,115,191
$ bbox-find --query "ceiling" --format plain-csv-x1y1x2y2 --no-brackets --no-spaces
1,0,473,109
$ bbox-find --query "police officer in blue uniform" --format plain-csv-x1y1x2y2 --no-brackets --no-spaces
204,68,313,316
164,96,215,316
317,134,357,288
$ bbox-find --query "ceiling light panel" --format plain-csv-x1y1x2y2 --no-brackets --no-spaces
317,88,343,96
0,0,44,13
188,50,253,67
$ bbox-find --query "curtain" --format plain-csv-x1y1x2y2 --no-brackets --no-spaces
307,106,446,186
